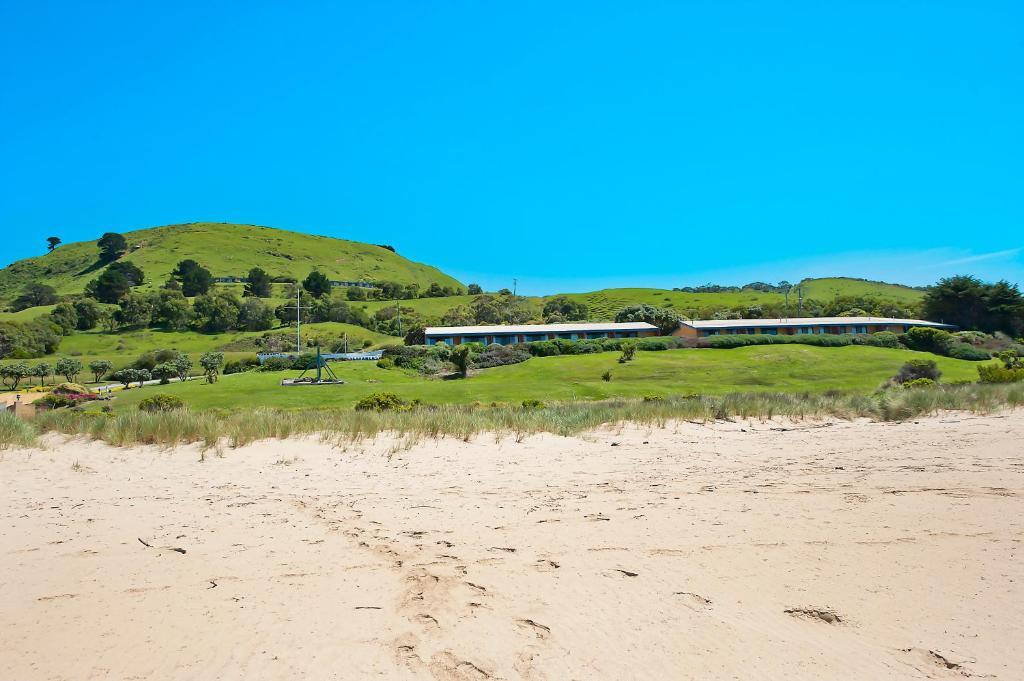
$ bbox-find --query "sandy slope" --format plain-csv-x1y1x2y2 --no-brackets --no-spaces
1,414,1022,680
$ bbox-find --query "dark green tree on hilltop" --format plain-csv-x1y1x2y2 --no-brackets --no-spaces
172,259,214,297
302,270,332,298
97,232,128,262
46,236,61,251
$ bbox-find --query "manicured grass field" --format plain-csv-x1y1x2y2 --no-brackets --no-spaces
107,345,984,412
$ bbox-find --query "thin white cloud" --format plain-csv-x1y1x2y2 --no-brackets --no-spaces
936,248,1022,267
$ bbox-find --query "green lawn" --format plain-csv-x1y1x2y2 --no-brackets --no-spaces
107,345,985,412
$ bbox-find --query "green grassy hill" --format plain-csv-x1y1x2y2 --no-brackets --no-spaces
0,222,463,304
797,277,924,304
352,277,926,323
107,345,983,411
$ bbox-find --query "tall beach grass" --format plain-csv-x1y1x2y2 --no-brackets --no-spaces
8,382,1024,451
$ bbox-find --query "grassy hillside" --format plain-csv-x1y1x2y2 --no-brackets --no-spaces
797,277,924,305
107,345,982,411
0,222,463,304
353,277,926,323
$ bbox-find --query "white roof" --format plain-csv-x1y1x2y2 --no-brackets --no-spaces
425,322,658,336
681,316,954,329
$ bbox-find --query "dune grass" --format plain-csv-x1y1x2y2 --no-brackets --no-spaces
14,382,1024,451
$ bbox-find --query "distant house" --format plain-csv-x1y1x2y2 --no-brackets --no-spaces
673,316,955,338
424,322,659,346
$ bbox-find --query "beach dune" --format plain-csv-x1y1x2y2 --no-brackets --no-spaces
2,413,1022,679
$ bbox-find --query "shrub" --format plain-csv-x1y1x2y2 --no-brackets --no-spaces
902,378,936,389
36,393,77,409
637,338,671,351
893,359,941,384
945,343,990,361
526,341,560,357
260,356,294,372
955,331,990,346
642,394,664,402
619,341,637,363
472,344,530,369
52,382,91,395
138,394,185,412
601,370,612,382
354,392,409,411
864,331,902,349
977,364,1024,384
901,327,954,355
376,357,395,369
224,356,261,375
521,398,545,409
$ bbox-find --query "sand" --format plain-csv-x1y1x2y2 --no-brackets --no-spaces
1,413,1022,680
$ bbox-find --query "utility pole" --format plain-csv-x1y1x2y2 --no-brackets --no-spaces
512,278,518,296
281,287,310,353
395,298,402,337
784,286,790,320
798,286,803,315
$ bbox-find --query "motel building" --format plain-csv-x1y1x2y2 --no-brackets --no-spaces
672,316,955,338
424,322,659,346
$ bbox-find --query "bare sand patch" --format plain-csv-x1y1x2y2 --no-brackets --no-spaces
1,413,1022,679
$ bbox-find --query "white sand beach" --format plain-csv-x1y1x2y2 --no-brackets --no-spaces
2,413,1022,680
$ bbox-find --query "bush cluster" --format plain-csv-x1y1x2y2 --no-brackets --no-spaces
138,394,185,412
976,364,1024,384
354,392,411,411
893,359,942,384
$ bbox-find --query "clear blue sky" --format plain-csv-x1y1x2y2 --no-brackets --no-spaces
1,1,1021,295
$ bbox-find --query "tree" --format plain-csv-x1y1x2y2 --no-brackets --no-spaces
151,363,176,385
171,355,193,382
346,286,367,301
114,294,153,328
451,345,471,377
302,270,332,298
54,357,83,382
1,362,31,390
923,275,1024,336
543,296,589,323
89,359,113,383
172,259,214,297
86,268,131,303
614,304,682,335
49,303,79,335
12,283,59,311
237,298,275,331
441,305,475,326
73,299,102,330
98,308,118,333
404,326,426,345
424,282,445,298
199,351,224,383
97,232,128,262
467,283,483,295
32,362,51,386
244,267,273,298
106,261,145,287
192,292,242,332
46,236,61,251
111,368,138,389
152,290,193,330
